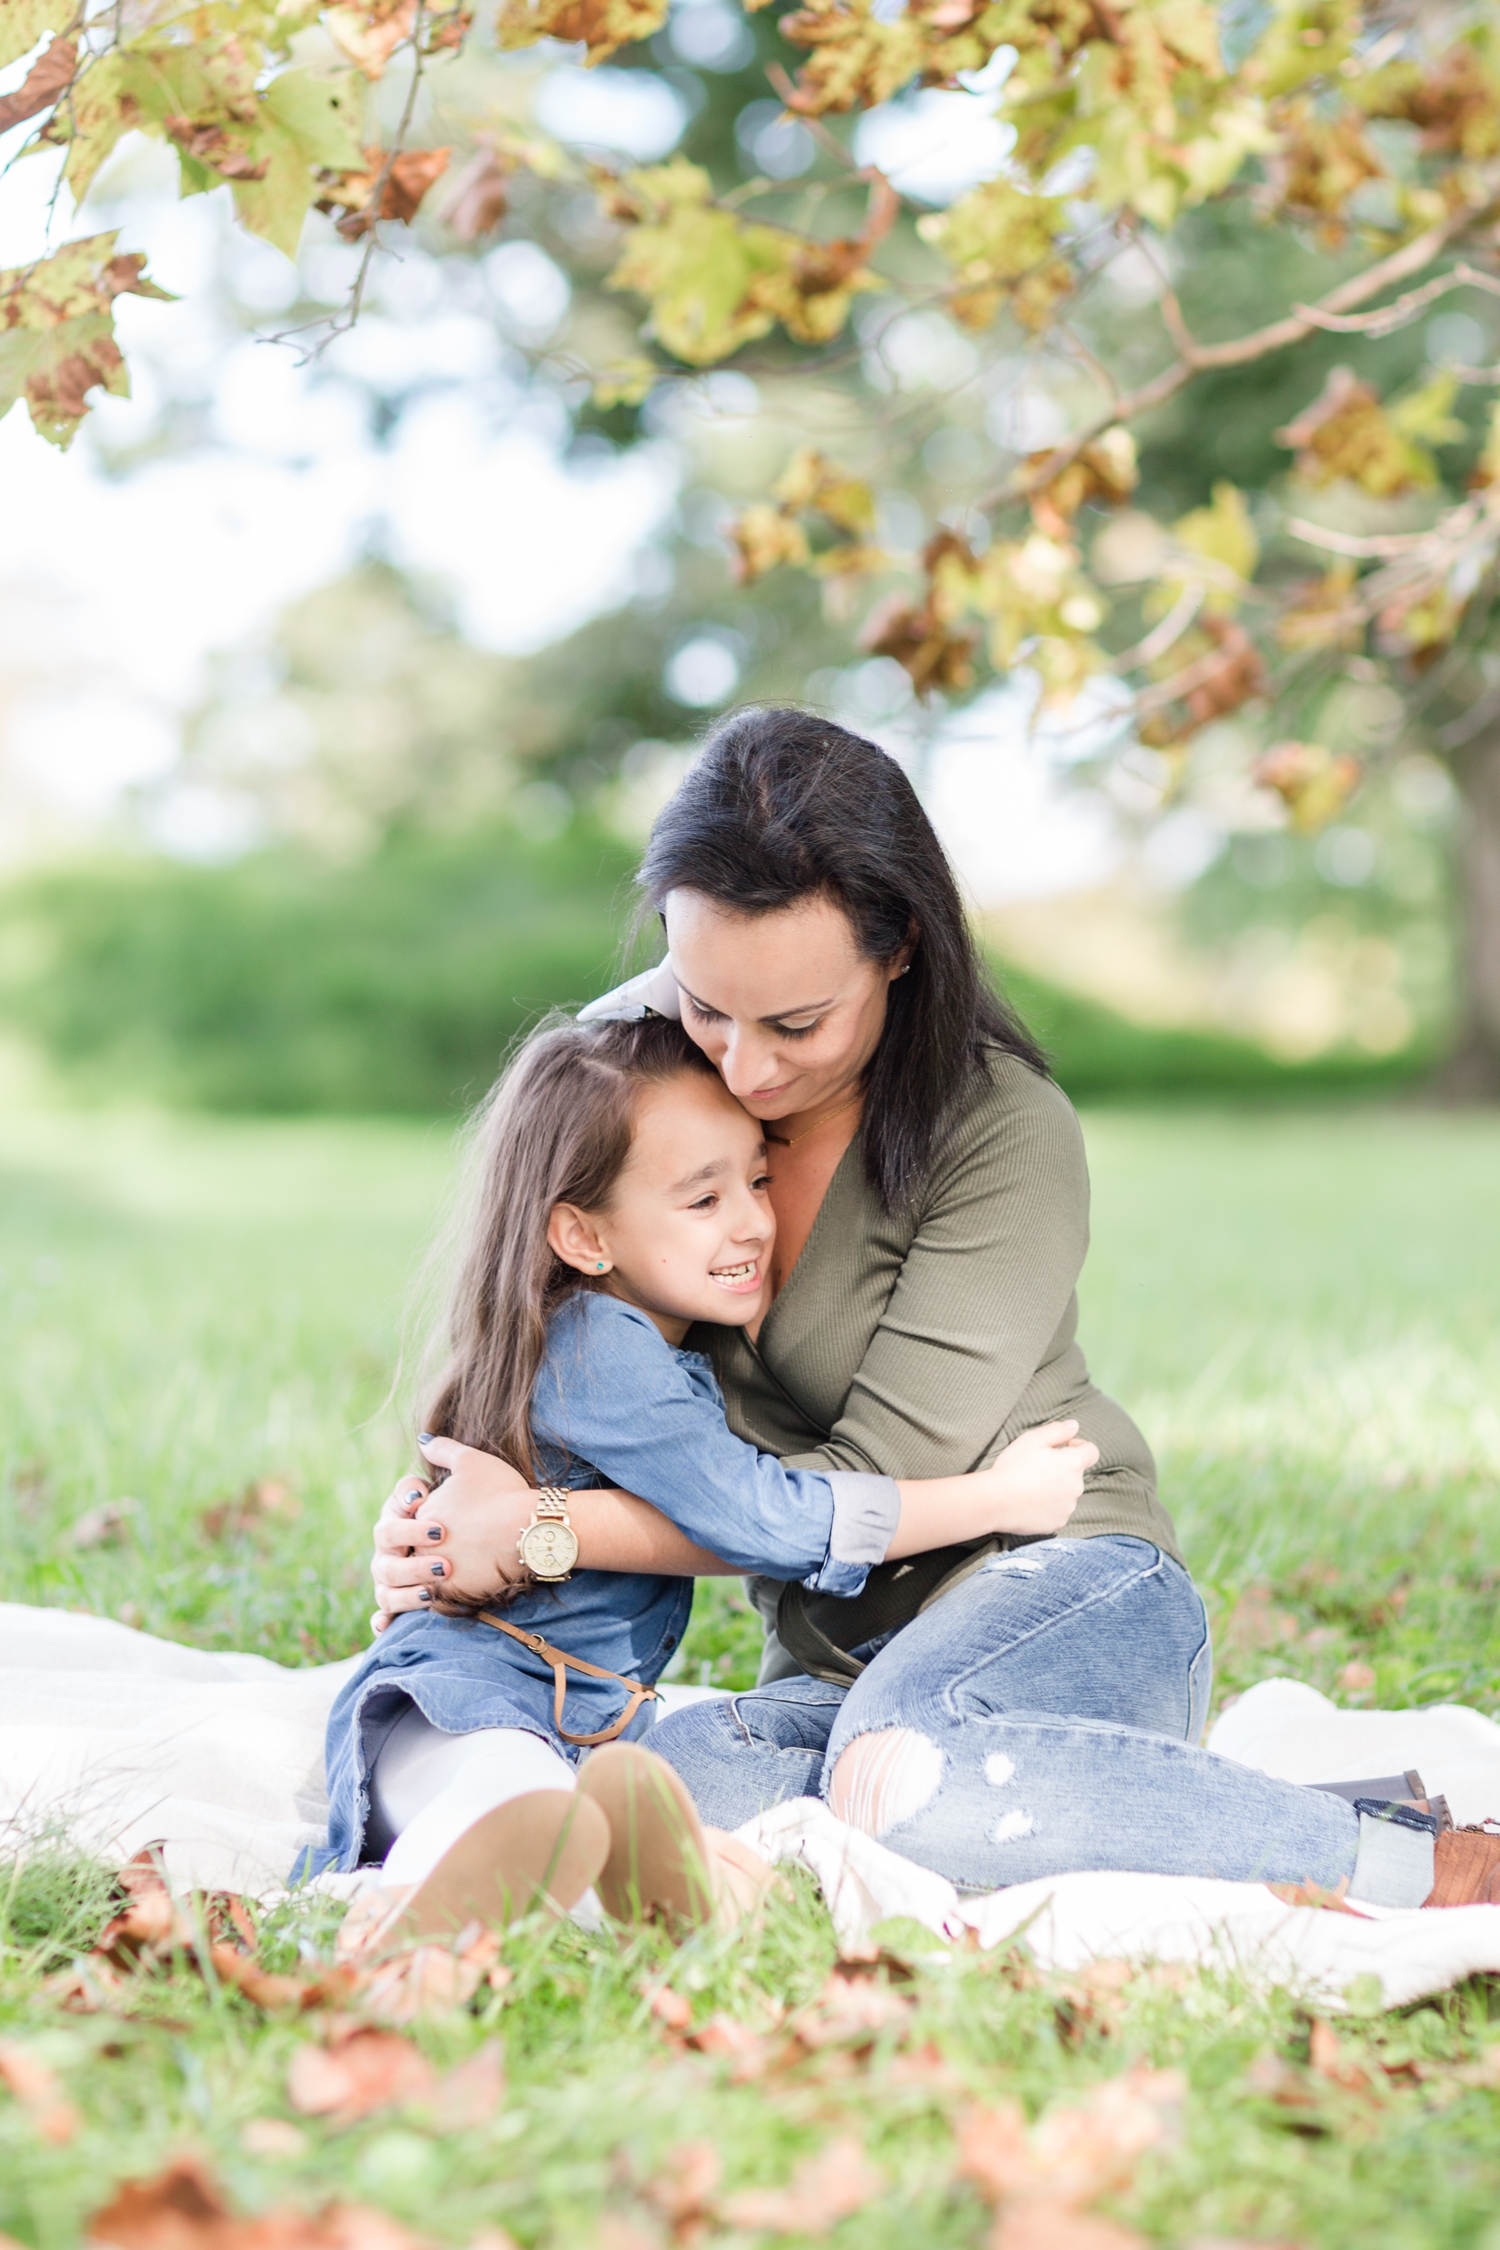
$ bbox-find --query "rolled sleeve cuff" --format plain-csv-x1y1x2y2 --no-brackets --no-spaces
801,1470,900,1597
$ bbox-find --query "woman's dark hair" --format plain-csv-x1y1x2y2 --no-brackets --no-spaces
639,708,1047,1211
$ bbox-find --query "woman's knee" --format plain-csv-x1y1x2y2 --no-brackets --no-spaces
827,1726,944,1839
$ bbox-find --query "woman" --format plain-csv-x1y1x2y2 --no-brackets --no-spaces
370,709,1457,1910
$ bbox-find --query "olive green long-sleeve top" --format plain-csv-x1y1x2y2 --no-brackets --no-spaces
697,1047,1180,1664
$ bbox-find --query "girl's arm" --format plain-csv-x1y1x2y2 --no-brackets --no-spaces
371,1419,1095,1622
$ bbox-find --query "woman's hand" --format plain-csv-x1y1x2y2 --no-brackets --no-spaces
976,1419,1098,1535
369,1436,534,1633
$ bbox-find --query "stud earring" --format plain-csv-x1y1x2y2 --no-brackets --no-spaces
596,1260,606,1271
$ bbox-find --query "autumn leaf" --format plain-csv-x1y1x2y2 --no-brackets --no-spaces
919,179,1073,332
641,2140,723,2227
0,229,173,447
200,1477,300,1542
719,2137,884,2234
496,0,669,65
1028,431,1138,540
441,145,514,242
71,1497,137,1548
0,2041,81,2144
86,2157,437,2250
439,2040,506,2126
287,2024,437,2124
0,34,76,133
0,0,71,70
317,147,453,241
786,1965,917,2051
959,2064,1184,2216
992,2209,1145,2250
325,0,419,80
1276,366,1450,498
1137,617,1267,744
1253,740,1360,830
1162,481,1259,615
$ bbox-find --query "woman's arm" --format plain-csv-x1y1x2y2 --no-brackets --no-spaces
372,1418,1096,1620
370,1443,738,1627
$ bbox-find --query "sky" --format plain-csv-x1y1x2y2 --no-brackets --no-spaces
0,38,1120,899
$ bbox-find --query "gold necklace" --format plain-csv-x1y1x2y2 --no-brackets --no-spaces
765,1092,862,1149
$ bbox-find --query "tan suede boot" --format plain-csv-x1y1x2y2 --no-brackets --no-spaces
1425,1826,1500,1908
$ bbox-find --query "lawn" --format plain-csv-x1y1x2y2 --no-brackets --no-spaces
3,1100,1500,2250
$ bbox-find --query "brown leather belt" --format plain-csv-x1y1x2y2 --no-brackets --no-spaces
478,1611,659,1746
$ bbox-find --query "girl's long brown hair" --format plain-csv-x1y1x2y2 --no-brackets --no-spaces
423,1013,717,1477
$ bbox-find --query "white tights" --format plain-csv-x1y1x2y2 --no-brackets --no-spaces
371,1702,577,1886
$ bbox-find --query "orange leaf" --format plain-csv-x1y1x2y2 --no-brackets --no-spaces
991,2206,1146,2250
287,2026,436,2123
440,2041,505,2128
719,2137,883,2234
0,2040,80,2143
641,2140,722,2226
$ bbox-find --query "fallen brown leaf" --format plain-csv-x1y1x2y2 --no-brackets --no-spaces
287,2025,436,2124
1337,1661,1377,1695
643,1983,692,2031
992,2207,1145,2250
642,2139,722,2229
241,2120,308,2158
440,2040,505,2127
685,2013,771,2078
1245,2052,1321,2110
72,1499,137,1550
960,2066,1184,2212
0,2039,81,2143
200,1478,300,1543
787,1966,915,2051
718,2137,883,2235
1308,2018,1376,2095
87,2161,437,2250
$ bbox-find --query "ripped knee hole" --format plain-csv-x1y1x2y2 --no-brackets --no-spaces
829,1727,943,1838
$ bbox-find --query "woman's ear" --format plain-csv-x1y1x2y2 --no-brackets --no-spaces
888,920,919,981
548,1202,613,1276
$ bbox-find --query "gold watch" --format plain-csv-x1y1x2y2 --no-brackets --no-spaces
517,1486,579,1582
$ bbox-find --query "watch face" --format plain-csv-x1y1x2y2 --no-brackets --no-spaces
519,1520,580,1578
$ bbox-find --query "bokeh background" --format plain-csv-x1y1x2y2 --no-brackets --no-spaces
2,5,1494,1705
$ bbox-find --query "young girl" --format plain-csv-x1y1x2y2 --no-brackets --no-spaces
313,1014,1096,1931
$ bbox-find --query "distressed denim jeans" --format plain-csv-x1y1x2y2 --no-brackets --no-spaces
651,1536,1390,1897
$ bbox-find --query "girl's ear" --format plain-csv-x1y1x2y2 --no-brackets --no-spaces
548,1202,612,1276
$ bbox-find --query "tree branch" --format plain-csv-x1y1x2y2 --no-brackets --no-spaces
975,186,1499,516
1289,259,1500,339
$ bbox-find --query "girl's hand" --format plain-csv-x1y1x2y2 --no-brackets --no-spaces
977,1419,1098,1535
368,1436,533,1633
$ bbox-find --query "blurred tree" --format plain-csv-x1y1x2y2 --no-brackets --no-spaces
4,0,1500,1081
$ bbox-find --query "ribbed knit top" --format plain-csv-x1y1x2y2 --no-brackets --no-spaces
699,1045,1182,1566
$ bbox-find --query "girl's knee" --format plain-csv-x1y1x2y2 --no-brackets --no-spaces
828,1726,943,1839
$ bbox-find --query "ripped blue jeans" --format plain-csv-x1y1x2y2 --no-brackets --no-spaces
651,1536,1389,1897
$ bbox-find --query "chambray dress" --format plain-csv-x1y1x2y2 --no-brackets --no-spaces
311,1293,898,1873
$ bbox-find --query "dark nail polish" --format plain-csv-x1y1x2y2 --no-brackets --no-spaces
430,1560,446,1577
418,1588,433,1603
406,1490,423,1505
418,1432,433,1444
425,1524,444,1541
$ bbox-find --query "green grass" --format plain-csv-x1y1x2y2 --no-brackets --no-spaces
4,1100,1500,2249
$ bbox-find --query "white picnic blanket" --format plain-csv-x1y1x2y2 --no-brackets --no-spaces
5,1601,1500,2008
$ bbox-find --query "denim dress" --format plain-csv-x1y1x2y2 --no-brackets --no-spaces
312,1293,899,1873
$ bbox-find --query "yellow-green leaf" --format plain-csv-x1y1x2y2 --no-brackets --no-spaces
1173,481,1259,601
262,66,365,172
1389,373,1465,448
233,122,319,261
0,0,71,71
